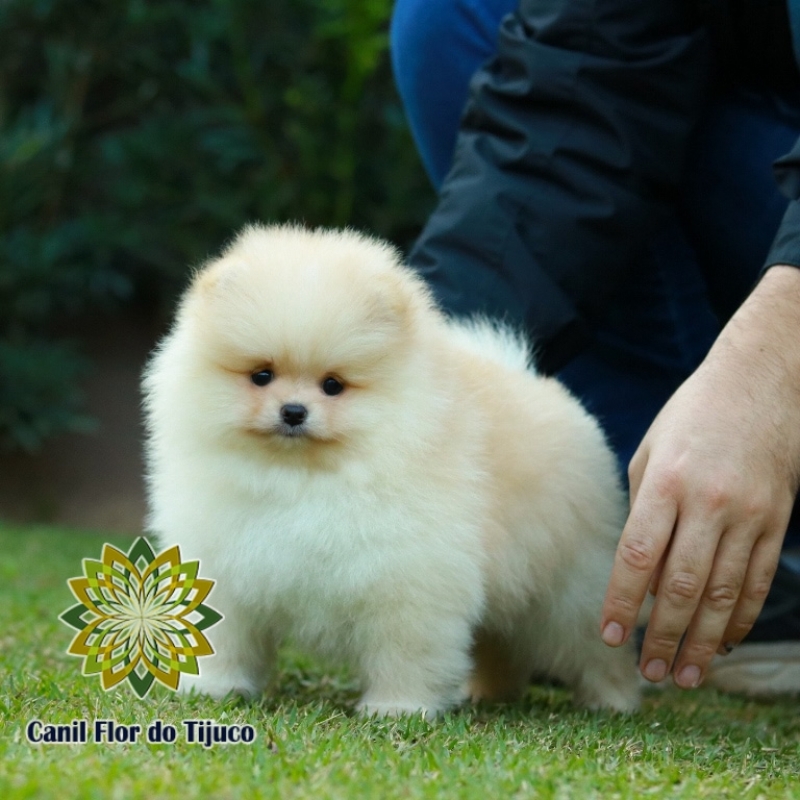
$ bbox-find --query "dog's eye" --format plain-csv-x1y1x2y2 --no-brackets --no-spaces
321,377,344,396
251,369,274,387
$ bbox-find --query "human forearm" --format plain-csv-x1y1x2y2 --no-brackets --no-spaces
713,265,800,418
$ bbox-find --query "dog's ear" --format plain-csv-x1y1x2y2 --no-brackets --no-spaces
194,256,246,296
177,256,255,344
365,265,438,338
361,272,413,329
194,222,276,296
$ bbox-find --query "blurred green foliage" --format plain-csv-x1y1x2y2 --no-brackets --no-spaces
0,0,432,452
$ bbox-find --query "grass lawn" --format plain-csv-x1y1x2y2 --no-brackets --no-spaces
1,523,798,799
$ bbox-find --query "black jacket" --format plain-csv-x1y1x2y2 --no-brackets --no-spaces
408,0,800,375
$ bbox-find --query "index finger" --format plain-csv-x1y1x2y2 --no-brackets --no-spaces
601,472,678,647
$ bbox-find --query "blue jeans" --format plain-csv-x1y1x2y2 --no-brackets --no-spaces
392,0,800,544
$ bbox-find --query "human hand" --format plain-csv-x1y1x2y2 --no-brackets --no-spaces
600,266,800,688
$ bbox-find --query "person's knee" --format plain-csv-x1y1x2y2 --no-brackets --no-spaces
390,0,459,102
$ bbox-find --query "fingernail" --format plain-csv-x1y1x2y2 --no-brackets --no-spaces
602,621,625,646
676,664,701,689
643,659,667,682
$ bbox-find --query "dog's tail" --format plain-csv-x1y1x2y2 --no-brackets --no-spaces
445,316,534,373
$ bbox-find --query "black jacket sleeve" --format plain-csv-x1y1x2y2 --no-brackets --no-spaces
407,0,710,374
766,137,800,270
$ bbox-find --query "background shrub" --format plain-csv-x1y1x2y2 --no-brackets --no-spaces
0,0,433,452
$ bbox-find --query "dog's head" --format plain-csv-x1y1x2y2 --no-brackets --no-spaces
157,224,436,459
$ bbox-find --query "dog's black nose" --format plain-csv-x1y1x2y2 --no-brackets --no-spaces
280,403,308,427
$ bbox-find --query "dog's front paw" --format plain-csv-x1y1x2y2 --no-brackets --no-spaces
356,698,442,719
178,671,261,701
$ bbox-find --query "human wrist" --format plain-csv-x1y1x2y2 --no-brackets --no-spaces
711,265,800,382
703,265,800,485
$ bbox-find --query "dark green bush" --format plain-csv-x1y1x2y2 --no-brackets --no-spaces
0,0,433,451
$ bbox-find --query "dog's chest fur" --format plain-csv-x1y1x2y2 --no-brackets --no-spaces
169,463,483,650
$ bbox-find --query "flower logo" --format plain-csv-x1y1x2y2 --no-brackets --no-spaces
60,537,222,698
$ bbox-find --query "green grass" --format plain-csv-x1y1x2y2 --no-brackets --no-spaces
1,524,799,799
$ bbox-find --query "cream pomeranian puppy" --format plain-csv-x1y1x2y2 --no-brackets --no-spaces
143,223,640,716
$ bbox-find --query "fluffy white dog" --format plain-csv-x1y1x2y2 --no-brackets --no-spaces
143,224,640,716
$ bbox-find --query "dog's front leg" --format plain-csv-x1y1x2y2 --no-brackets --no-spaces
354,605,476,718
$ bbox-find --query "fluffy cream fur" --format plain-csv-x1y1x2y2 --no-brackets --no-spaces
143,223,640,716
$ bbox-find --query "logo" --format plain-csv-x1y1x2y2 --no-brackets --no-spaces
60,538,222,698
